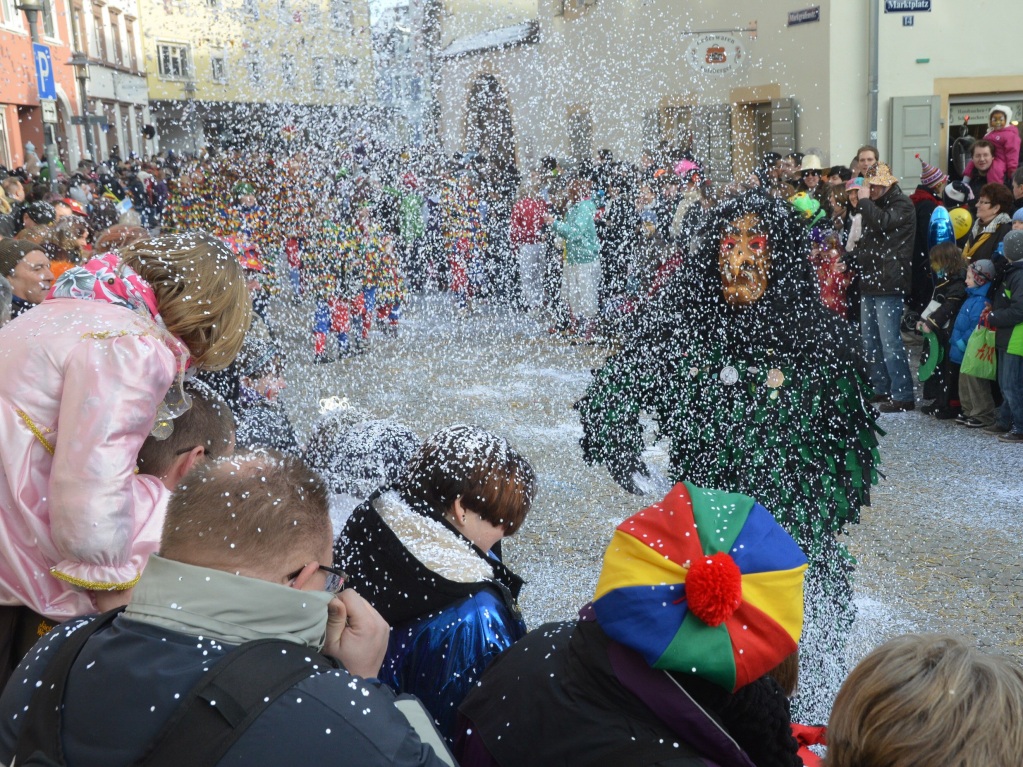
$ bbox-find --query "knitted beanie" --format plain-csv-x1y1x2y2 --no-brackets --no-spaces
916,154,947,190
1003,230,1023,263
944,180,974,206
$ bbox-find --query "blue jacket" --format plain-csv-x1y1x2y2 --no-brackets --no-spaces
949,282,992,364
337,491,526,740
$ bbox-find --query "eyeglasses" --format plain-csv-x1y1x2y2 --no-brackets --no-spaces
287,564,347,594
802,170,821,176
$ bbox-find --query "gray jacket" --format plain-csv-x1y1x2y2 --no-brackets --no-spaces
854,183,916,296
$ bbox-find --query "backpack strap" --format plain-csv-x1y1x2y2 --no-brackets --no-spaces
137,639,335,767
13,609,124,767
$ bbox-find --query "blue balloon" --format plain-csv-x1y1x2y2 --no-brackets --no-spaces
929,206,955,250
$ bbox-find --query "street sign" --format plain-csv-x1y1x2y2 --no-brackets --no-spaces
903,15,914,25
884,0,930,11
33,43,57,101
787,7,820,26
40,99,57,124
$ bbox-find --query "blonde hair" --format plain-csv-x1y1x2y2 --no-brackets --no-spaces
120,231,251,371
827,634,1023,767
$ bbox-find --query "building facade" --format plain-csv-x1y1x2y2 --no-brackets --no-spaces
433,0,1023,187
138,0,376,154
70,0,152,163
372,2,427,144
0,0,81,169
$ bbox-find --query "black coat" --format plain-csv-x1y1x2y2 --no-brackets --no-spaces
235,400,300,454
963,221,1012,264
854,184,916,296
909,187,942,314
922,272,967,333
456,617,798,767
989,260,1023,352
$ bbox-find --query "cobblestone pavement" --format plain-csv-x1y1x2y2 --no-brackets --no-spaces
273,292,1023,704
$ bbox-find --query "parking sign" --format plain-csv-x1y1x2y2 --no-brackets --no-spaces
33,43,57,101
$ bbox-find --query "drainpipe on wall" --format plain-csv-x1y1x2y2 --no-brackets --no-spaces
867,0,879,147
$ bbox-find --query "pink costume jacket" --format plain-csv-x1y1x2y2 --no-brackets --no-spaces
0,294,188,620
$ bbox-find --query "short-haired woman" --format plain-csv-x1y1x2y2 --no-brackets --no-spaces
0,231,250,685
963,182,1014,263
336,424,537,739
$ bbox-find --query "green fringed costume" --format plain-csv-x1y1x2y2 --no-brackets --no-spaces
576,191,882,722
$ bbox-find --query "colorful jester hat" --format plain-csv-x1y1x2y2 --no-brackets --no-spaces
593,482,808,692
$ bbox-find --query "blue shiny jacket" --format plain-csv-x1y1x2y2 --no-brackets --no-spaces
382,587,524,740
336,490,526,740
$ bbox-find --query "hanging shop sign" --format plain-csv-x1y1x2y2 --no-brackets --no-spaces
684,34,746,77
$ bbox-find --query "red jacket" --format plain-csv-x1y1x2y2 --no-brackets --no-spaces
510,197,548,246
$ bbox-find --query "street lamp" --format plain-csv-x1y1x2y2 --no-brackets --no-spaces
69,51,95,163
14,0,42,41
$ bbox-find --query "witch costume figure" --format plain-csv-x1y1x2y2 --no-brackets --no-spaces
576,189,882,722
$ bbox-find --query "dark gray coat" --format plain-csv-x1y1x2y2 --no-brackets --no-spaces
854,183,916,296
0,615,447,767
989,260,1023,352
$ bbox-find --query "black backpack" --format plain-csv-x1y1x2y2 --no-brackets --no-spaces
14,609,335,767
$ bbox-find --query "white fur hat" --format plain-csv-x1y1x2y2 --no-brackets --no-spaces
990,104,1013,123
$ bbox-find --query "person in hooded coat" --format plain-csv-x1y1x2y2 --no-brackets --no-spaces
454,482,809,767
335,425,536,740
575,189,881,722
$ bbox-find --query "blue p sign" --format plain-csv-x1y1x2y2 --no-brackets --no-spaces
33,43,57,101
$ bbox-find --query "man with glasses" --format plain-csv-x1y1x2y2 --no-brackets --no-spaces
0,451,451,766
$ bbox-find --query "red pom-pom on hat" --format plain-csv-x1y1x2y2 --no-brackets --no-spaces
685,552,743,627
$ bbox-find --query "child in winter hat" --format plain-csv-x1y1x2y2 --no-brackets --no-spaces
916,154,948,193
944,179,975,208
1002,228,1023,263
1012,208,1023,231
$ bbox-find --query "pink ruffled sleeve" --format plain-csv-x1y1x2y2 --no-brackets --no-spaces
48,332,175,591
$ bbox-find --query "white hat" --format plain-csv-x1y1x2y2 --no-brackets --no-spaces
800,155,823,172
990,104,1013,123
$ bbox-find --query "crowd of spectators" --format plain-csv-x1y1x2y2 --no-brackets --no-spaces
1,120,1023,765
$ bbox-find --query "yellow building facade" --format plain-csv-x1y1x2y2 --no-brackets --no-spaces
138,0,375,151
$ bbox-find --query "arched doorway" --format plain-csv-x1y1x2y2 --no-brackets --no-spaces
53,89,79,168
464,74,516,172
